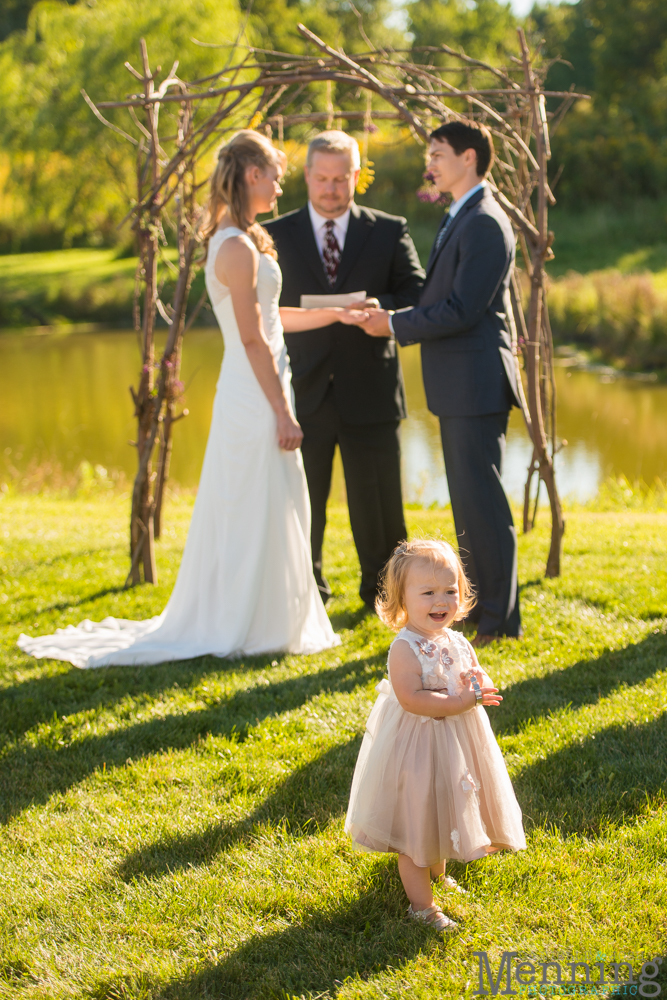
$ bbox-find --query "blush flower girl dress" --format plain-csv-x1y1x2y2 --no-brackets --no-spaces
345,626,525,866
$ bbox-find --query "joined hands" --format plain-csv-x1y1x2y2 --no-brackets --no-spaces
343,300,393,338
336,307,373,326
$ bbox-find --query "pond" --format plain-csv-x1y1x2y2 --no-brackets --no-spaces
3,328,667,503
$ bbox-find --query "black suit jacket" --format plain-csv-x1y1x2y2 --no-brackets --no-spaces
392,187,520,418
265,203,424,424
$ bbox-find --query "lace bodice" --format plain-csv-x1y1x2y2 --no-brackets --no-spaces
392,627,476,696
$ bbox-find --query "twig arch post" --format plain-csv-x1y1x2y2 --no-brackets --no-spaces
86,26,586,582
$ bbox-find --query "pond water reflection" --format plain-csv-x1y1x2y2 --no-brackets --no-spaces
3,328,667,503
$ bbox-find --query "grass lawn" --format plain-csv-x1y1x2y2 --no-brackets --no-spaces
1,493,666,998
0,248,204,330
545,199,667,280
0,249,138,328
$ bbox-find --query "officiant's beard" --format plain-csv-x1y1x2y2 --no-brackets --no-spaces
305,152,359,219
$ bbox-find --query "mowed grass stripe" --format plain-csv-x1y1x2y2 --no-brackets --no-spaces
1,497,666,998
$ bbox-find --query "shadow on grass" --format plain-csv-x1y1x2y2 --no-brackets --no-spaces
0,652,289,749
607,955,667,1000
12,545,123,581
328,602,375,633
31,584,129,616
117,736,362,881
514,709,667,836
0,654,384,825
492,630,667,736
164,896,452,1000
90,880,454,1000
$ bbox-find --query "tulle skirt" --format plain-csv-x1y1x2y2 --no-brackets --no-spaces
345,680,526,868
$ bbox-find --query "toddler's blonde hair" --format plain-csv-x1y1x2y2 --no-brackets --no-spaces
376,538,476,631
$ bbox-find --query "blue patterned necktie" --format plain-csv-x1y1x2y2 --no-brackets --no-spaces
434,212,453,253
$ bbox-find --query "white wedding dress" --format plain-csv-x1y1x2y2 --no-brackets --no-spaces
18,227,340,668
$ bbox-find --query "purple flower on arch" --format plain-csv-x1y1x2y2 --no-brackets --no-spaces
416,170,449,206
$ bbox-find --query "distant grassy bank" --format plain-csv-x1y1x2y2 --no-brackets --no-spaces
2,198,667,373
0,247,211,330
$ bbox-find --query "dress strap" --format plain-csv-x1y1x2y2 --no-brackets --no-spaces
209,226,255,249
392,627,423,656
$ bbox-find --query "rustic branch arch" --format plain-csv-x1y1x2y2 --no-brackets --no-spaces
84,23,588,585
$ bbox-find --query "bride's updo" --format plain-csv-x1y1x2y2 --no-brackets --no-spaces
204,129,287,259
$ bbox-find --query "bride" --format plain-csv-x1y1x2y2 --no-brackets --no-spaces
18,130,369,668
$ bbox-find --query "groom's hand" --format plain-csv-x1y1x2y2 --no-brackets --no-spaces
362,309,392,338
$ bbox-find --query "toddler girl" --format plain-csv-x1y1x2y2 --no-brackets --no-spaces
345,538,526,931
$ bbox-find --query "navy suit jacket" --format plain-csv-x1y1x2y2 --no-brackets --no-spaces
392,186,520,418
265,203,424,424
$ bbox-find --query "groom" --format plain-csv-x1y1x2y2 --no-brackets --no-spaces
265,131,424,607
362,121,522,643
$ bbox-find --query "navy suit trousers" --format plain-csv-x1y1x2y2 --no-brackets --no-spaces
439,412,521,637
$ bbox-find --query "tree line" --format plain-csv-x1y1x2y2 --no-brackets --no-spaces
0,0,664,253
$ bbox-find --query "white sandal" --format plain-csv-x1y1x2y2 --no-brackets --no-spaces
435,874,467,894
407,903,458,932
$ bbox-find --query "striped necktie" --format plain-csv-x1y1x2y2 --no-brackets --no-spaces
434,212,453,253
322,219,341,287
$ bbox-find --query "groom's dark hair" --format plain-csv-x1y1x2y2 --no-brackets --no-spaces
430,121,494,178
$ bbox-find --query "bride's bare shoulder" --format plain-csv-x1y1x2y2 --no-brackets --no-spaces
213,229,258,286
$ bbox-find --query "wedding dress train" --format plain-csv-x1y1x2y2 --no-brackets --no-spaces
18,227,340,668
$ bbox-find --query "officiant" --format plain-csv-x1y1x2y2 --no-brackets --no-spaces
265,131,424,608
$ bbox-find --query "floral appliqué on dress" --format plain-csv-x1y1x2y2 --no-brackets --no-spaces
413,634,458,693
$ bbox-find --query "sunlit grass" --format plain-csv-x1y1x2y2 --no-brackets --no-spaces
1,494,667,998
545,198,667,279
0,247,188,329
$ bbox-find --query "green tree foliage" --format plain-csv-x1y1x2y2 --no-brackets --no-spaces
0,0,65,41
0,0,241,251
241,0,409,144
241,0,403,56
3,0,666,251
533,0,667,204
406,0,518,66
0,0,407,251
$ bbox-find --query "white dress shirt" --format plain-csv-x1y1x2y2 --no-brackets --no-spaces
387,181,486,334
308,202,351,259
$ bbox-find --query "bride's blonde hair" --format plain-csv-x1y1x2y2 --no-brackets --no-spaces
203,130,286,259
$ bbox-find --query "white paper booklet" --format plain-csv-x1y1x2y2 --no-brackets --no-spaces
299,291,367,309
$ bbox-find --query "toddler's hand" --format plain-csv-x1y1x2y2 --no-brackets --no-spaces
460,670,503,707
